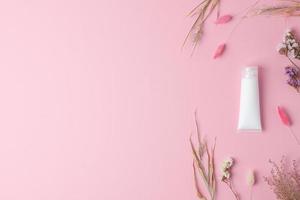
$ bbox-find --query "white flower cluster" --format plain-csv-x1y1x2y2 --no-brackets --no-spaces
277,29,300,59
221,157,234,181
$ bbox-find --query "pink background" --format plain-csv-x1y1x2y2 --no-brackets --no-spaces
0,0,299,199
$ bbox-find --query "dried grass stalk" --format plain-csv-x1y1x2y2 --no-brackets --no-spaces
250,0,300,17
183,0,220,53
190,111,216,200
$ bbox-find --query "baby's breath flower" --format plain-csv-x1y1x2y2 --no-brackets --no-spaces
265,156,300,200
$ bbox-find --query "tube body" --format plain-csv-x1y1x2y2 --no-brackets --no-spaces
238,67,261,132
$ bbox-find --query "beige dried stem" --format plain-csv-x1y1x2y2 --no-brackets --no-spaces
249,0,300,17
190,111,216,200
183,0,220,54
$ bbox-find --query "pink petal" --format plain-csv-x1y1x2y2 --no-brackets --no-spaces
215,15,233,24
277,106,291,126
213,43,226,59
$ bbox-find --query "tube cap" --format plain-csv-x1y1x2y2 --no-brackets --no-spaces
242,67,258,78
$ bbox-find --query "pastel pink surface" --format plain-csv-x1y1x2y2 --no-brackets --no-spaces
0,0,299,199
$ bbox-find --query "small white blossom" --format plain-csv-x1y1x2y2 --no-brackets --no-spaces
224,157,234,167
221,157,234,181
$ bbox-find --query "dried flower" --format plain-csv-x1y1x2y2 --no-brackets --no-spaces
277,29,300,92
264,156,300,200
277,106,300,145
183,0,220,53
287,77,300,88
285,66,298,78
247,170,256,200
247,170,256,186
191,111,216,200
277,106,292,126
250,1,300,17
278,29,300,60
221,157,240,200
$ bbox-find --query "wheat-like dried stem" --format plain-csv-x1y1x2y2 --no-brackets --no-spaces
183,0,220,53
191,111,216,200
250,1,300,17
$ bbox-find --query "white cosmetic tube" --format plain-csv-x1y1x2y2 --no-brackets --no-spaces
238,67,262,132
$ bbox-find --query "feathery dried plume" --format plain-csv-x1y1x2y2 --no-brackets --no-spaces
247,170,256,200
247,170,256,186
277,106,300,145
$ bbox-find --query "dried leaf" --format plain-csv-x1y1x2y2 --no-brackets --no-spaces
206,143,211,185
265,156,300,199
277,106,291,126
213,43,226,59
215,14,233,24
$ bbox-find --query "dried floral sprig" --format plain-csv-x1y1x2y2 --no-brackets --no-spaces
277,29,300,92
190,111,216,200
277,29,300,61
264,156,300,200
285,66,300,91
277,106,300,145
246,170,256,200
221,157,240,200
183,0,220,53
250,0,300,17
